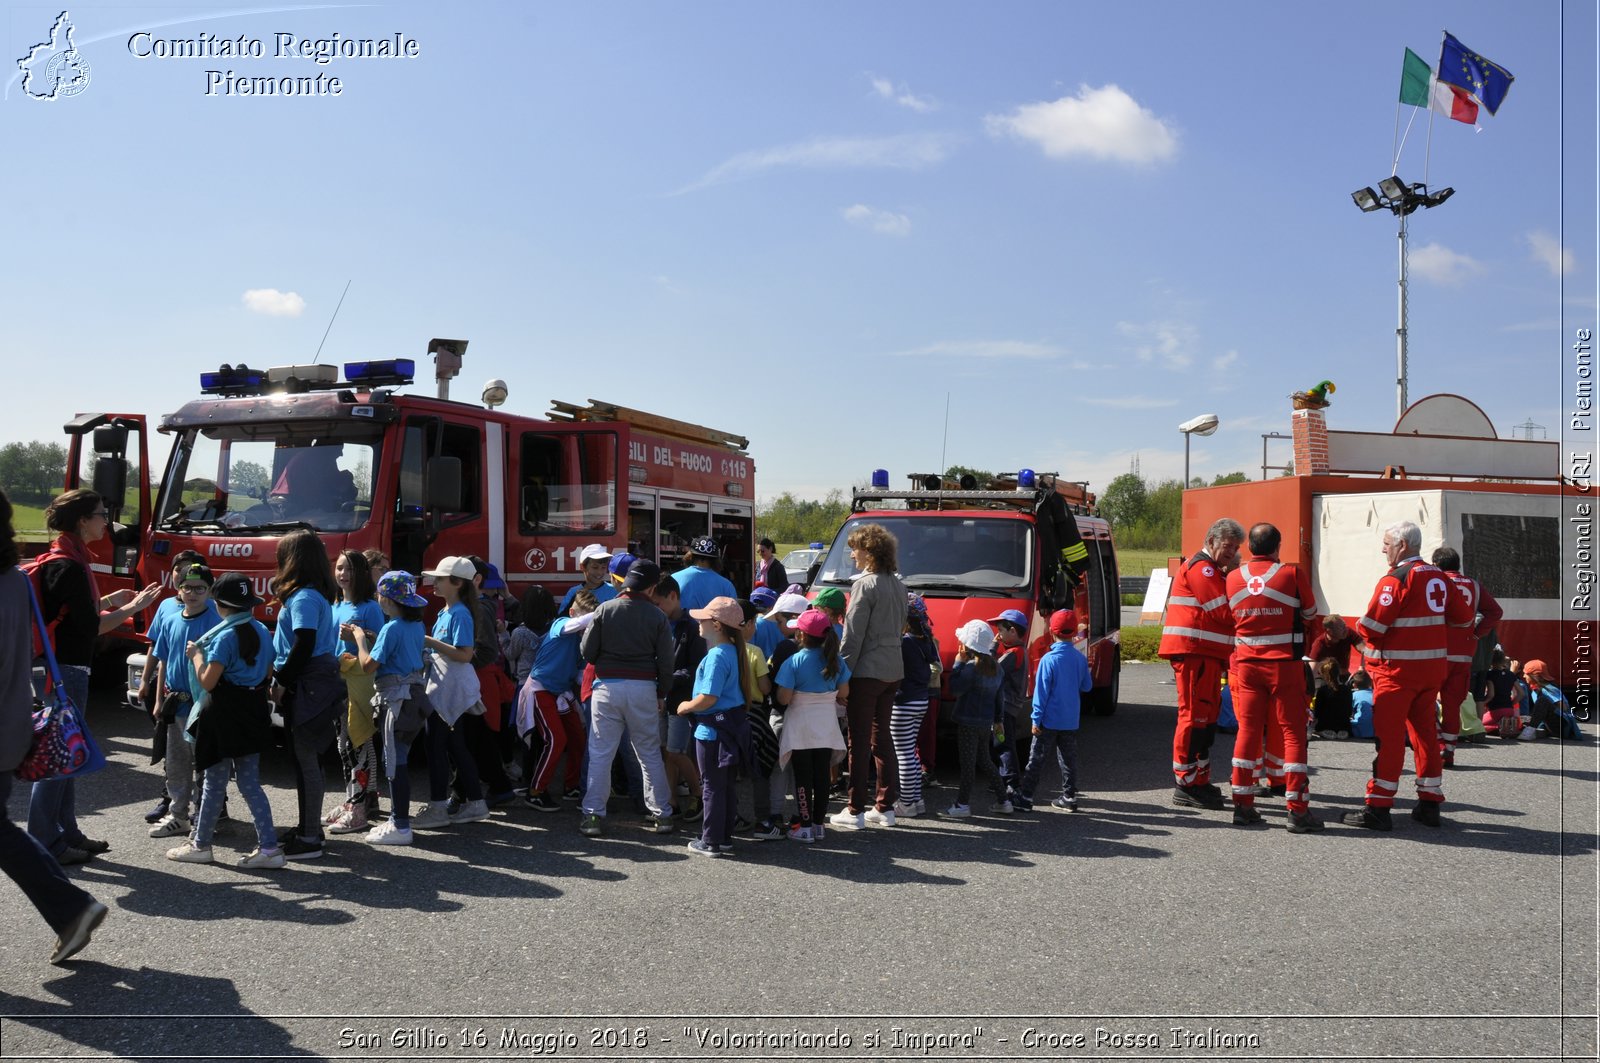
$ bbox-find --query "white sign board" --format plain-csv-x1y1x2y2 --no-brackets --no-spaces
1141,568,1173,625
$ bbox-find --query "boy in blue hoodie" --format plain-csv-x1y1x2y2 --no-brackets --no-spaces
1015,610,1093,812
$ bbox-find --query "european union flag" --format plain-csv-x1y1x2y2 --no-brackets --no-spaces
1438,32,1514,115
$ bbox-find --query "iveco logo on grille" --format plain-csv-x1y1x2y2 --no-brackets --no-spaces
208,543,254,557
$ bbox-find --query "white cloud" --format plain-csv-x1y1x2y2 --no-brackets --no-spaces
675,133,957,194
842,203,912,237
1211,350,1239,372
241,288,304,316
1526,231,1576,277
1117,320,1196,370
1082,395,1180,409
1409,242,1487,285
892,339,1064,360
870,75,936,112
985,84,1178,165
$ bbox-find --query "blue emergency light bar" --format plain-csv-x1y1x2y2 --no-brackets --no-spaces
200,364,265,396
344,359,415,387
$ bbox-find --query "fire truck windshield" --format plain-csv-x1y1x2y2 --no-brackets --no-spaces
813,515,1033,595
156,425,381,534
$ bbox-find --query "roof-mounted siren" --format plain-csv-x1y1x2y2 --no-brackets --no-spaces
871,469,890,489
345,359,416,389
200,363,265,397
429,338,468,400
265,364,338,394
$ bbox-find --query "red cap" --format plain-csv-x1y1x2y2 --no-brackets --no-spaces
1048,609,1078,637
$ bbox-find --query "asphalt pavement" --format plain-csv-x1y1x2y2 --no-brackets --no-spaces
0,664,1594,1062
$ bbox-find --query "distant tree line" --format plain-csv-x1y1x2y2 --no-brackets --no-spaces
758,490,851,547
0,441,68,505
1097,470,1248,551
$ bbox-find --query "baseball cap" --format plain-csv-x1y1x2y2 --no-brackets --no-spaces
377,570,429,608
1523,658,1549,680
794,609,832,638
481,563,507,590
1049,609,1079,637
608,551,637,580
764,589,806,624
988,608,1028,631
622,559,661,592
812,587,846,612
211,572,264,610
957,618,996,655
688,536,719,558
421,556,476,581
178,563,215,588
749,586,779,610
577,543,613,565
689,595,744,627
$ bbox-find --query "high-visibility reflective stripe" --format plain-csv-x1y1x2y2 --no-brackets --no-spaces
1265,766,1285,778
1416,775,1442,787
1447,654,1474,663
1231,757,1255,769
1231,785,1255,794
1285,790,1306,802
1063,542,1088,562
1438,732,1458,741
1283,762,1307,773
1264,752,1284,765
1361,616,1388,634
1363,648,1446,660
1235,632,1301,646
1168,596,1200,607
1392,615,1445,628
1372,778,1399,791
1199,595,1228,612
1161,626,1236,645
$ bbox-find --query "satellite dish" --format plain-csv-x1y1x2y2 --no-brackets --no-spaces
1394,394,1496,439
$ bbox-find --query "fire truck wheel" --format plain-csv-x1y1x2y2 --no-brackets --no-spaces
1089,652,1121,717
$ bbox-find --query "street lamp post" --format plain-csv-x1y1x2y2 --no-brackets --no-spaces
1178,413,1220,487
1350,178,1455,422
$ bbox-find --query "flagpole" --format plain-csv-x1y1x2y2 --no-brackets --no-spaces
1393,106,1419,175
1391,102,1404,175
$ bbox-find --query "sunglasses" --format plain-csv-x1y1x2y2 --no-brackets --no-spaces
178,584,210,594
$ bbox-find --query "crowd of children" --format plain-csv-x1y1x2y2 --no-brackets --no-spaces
133,532,1099,869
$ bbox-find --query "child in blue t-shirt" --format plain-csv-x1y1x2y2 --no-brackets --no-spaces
677,596,750,856
414,557,487,829
352,571,430,845
164,572,281,869
1349,671,1375,740
330,548,386,834
774,609,850,842
147,563,221,841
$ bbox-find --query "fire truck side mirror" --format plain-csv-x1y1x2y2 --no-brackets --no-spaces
425,456,462,511
92,457,128,517
92,424,128,455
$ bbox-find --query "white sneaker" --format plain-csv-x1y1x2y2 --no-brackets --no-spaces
787,824,815,843
1517,727,1537,741
366,820,414,846
148,814,191,839
448,799,490,824
863,808,896,827
321,801,352,825
828,809,866,830
165,841,213,863
239,847,285,869
943,803,972,818
410,803,451,829
992,799,1014,815
892,800,919,819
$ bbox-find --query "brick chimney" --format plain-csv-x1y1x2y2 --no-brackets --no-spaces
1291,408,1329,475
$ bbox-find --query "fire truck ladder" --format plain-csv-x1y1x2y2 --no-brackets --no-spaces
547,400,749,454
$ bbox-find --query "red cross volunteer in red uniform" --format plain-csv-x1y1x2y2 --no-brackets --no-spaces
1430,546,1503,768
1344,522,1475,831
1224,523,1324,832
1159,518,1244,811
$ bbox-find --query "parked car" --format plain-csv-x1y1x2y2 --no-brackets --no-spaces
780,543,826,589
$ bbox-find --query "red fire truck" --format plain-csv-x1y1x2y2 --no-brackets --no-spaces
809,470,1123,716
63,355,756,648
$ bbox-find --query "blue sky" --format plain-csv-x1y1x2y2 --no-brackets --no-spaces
2,1,1593,503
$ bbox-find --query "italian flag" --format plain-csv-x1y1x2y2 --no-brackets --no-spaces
1400,47,1478,124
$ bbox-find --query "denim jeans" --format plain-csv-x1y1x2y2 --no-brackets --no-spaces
1021,727,1080,800
0,771,95,933
28,664,91,857
194,756,277,850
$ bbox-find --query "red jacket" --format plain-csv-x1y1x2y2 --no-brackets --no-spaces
1440,571,1503,664
1225,556,1321,662
1159,551,1235,661
1358,557,1475,684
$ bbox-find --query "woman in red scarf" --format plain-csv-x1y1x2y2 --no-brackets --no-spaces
28,490,160,864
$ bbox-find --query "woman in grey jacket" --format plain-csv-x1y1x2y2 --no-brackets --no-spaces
0,489,108,964
832,523,908,829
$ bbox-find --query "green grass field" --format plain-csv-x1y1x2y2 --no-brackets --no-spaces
1115,547,1178,579
9,502,48,539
